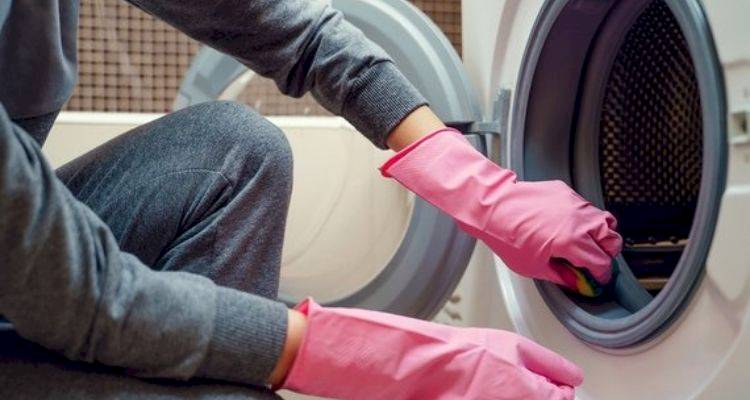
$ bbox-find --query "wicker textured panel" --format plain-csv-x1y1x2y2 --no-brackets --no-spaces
67,0,461,115
66,0,201,112
411,0,461,53
599,0,702,242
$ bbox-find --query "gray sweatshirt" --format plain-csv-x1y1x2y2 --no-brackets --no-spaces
0,0,425,388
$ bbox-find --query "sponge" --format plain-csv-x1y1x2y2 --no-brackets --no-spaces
556,260,604,297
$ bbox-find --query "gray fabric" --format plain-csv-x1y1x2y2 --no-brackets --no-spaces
0,0,427,147
127,0,426,148
0,101,293,391
0,326,282,400
11,110,60,145
0,0,79,118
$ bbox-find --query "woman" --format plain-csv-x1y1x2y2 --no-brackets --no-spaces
0,0,621,398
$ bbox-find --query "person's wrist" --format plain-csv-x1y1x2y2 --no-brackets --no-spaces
386,105,446,151
268,309,307,388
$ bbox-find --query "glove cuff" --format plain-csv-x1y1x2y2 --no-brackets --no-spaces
379,127,461,177
275,298,315,391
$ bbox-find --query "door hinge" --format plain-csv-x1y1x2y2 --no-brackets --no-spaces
446,89,511,165
447,89,510,136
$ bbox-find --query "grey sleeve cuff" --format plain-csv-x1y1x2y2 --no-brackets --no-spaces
196,286,288,386
339,61,428,149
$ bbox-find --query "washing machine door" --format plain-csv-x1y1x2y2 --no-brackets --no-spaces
174,0,491,319
504,0,727,349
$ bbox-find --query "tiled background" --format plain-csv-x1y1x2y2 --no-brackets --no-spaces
66,0,462,115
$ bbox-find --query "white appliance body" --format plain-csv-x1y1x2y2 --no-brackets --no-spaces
453,1,750,399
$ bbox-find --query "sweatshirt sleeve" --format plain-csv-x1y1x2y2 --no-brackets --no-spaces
127,0,428,149
0,104,288,386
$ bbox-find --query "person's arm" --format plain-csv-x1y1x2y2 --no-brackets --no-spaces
126,0,428,149
386,106,445,151
0,103,289,386
268,309,307,387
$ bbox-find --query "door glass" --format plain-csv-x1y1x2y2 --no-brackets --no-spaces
224,75,415,303
279,120,414,302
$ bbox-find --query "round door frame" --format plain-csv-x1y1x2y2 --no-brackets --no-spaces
510,0,727,347
174,0,497,320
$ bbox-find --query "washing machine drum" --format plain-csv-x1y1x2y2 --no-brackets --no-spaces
514,0,726,347
598,0,702,284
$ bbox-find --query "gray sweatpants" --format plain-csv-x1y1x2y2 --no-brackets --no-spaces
0,101,292,399
56,102,292,299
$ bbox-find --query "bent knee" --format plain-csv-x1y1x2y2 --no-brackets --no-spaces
199,101,293,186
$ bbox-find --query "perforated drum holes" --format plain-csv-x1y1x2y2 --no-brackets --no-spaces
600,1,702,241
599,1,702,288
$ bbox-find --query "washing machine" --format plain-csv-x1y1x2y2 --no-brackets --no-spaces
462,1,750,399
175,0,750,398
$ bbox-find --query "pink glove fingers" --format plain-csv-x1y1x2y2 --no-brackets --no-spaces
522,371,576,400
545,261,576,288
597,229,624,258
586,211,623,257
603,210,618,230
556,235,613,284
517,336,584,386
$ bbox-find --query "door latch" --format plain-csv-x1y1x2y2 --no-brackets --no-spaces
446,89,511,165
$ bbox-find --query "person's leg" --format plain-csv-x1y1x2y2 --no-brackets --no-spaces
0,326,282,400
56,101,293,299
0,100,290,398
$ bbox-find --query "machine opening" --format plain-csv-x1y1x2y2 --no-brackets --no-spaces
593,0,702,295
219,74,415,304
514,0,726,347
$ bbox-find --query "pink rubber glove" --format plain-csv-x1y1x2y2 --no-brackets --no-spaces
380,128,622,288
280,298,582,399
